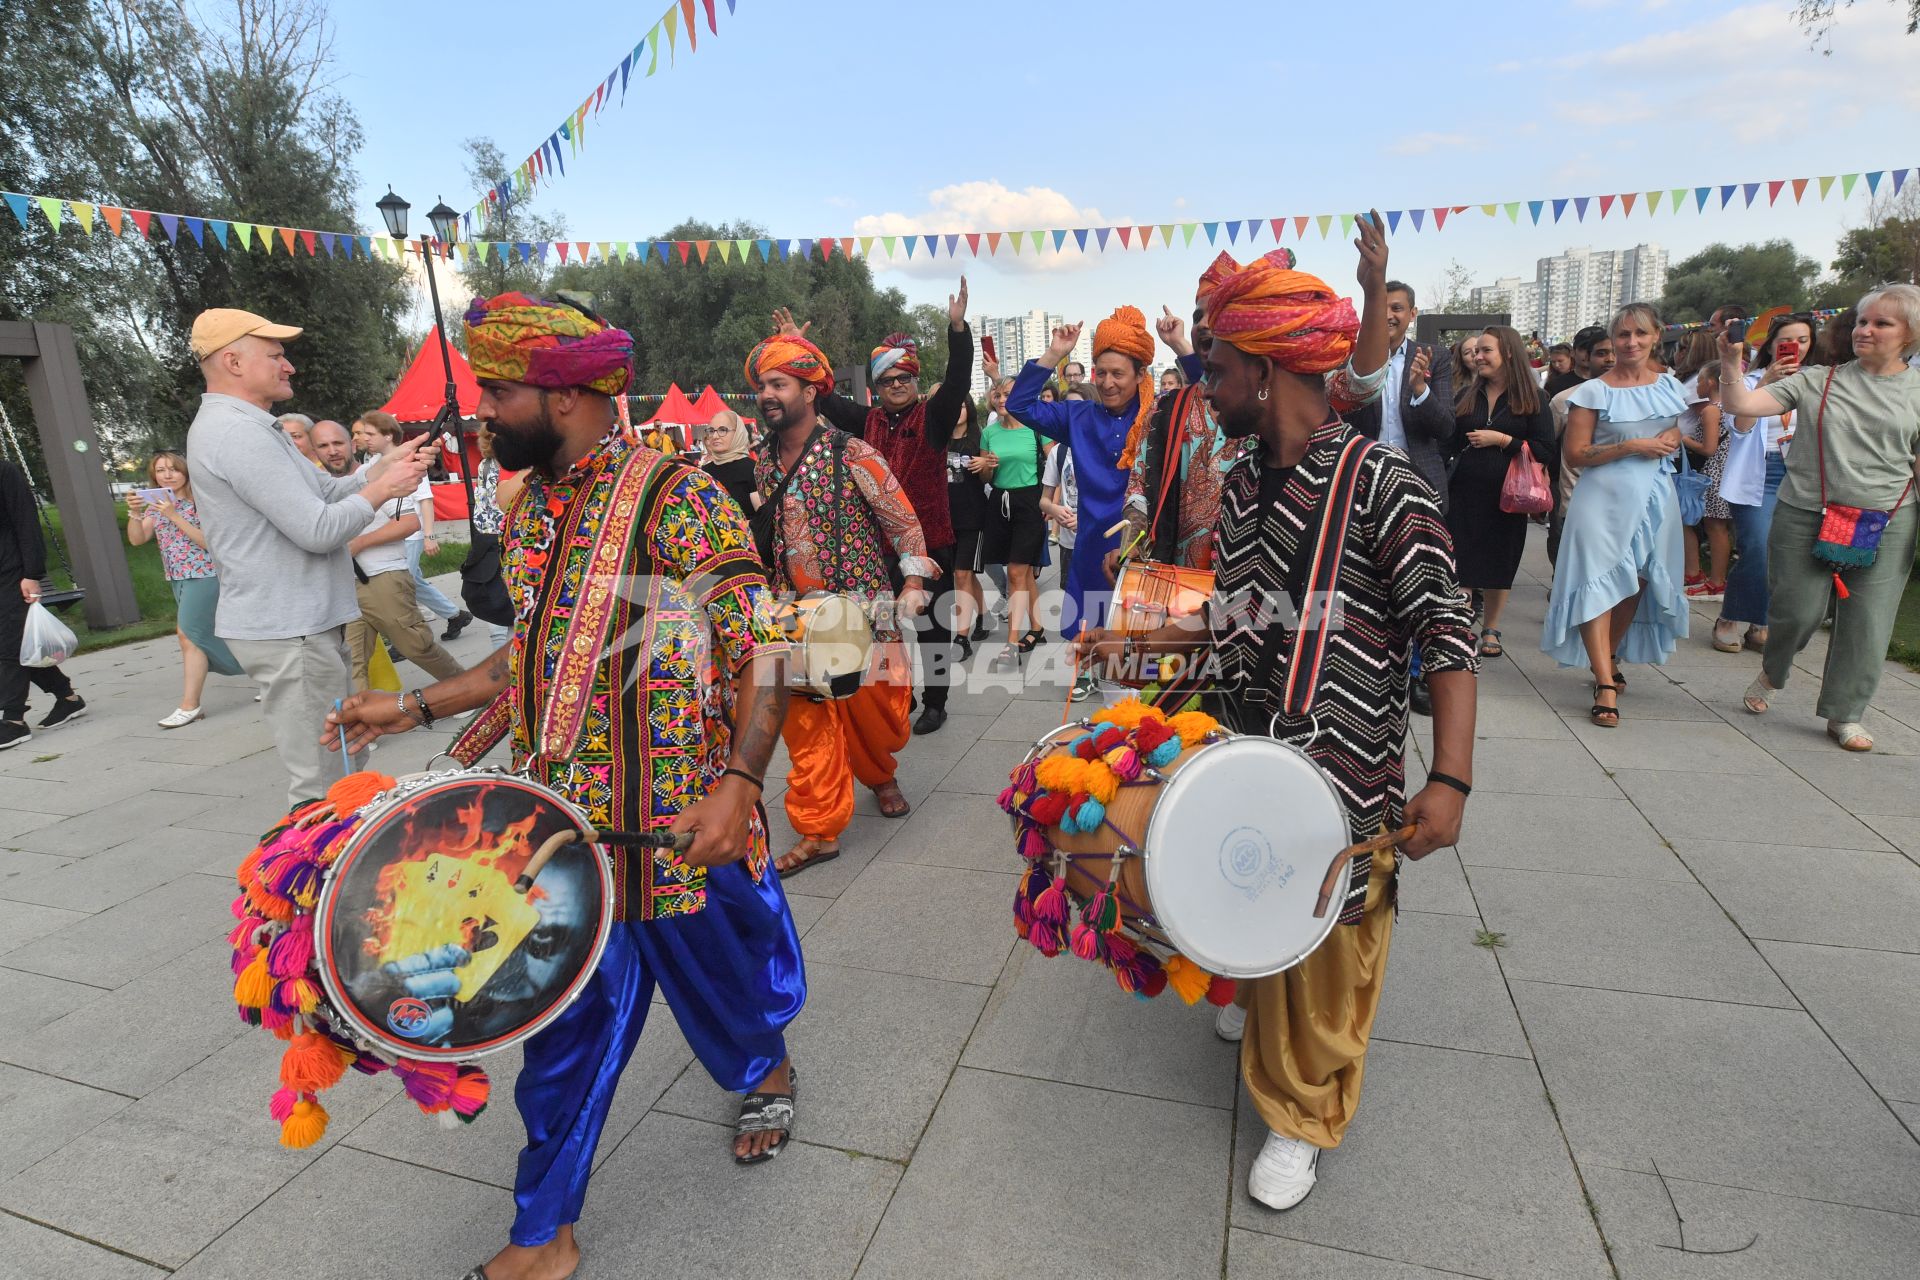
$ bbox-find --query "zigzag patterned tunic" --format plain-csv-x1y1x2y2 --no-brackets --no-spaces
1212,420,1479,913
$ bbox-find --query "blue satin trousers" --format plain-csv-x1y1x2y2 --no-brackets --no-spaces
509,858,805,1245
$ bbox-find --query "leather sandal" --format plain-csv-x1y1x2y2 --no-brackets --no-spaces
1478,629,1503,657
1743,674,1774,716
1590,684,1620,728
776,838,841,879
1827,721,1873,752
871,779,912,818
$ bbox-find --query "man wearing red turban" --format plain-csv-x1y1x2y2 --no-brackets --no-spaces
746,321,937,876
1077,214,1481,1215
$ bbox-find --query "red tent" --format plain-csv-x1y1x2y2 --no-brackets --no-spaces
689,385,731,424
379,337,480,423
642,383,700,426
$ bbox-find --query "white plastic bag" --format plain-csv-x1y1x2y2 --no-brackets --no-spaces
21,601,76,668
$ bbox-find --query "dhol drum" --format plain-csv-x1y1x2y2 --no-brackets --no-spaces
775,591,874,699
1001,700,1407,1000
229,768,681,1149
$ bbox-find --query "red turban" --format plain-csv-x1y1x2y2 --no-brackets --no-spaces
1200,251,1357,375
745,333,835,393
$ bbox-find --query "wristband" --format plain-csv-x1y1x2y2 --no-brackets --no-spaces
722,767,765,791
410,688,436,729
1426,770,1471,797
396,691,422,726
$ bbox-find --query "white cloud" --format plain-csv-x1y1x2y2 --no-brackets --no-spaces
852,180,1114,275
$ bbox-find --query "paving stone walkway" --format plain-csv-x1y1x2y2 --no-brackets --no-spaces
2,541,1918,1279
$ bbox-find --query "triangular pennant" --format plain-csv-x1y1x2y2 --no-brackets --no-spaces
1767,180,1785,205
859,236,877,258
1294,216,1310,237
100,204,124,235
680,0,696,52
1315,214,1333,238
208,220,228,248
1671,188,1688,211
797,238,814,260
647,25,660,75
1384,210,1402,233
927,234,944,257
819,238,835,260
986,231,1002,255
1134,227,1152,250
1742,182,1760,207
1224,220,1241,242
278,227,297,253
715,239,732,263
1551,198,1569,222
596,242,612,261
1116,226,1132,248
1691,187,1710,212
1643,191,1661,214
1792,178,1809,202
1895,169,1911,195
556,241,572,262
1819,176,1836,199
1526,200,1543,223
128,208,153,238
1341,213,1356,238
1181,223,1198,246
158,213,181,241
1599,195,1616,218
1479,203,1497,216
1159,224,1176,247
1408,209,1425,231
574,241,589,260
1200,221,1217,245
855,238,868,259
1052,229,1068,251
36,197,63,231
663,6,679,61
1008,233,1020,256
964,232,981,256
1072,229,1087,252
904,236,918,258
1270,218,1287,241
1245,219,1263,243
1094,227,1109,251
674,241,693,263
317,232,335,257
1572,197,1589,220
695,240,712,264
70,202,94,234
882,235,897,257
1720,184,1738,208
3,193,32,229
1841,173,1858,198
1621,192,1638,216
756,239,772,262
1433,206,1450,229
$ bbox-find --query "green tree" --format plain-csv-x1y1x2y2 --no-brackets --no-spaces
1658,241,1821,323
1819,186,1920,306
547,221,935,396
452,137,565,315
1794,0,1919,43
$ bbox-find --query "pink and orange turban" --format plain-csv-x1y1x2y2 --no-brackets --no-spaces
869,333,920,382
1199,251,1357,375
745,333,835,393
1196,247,1293,306
463,292,633,396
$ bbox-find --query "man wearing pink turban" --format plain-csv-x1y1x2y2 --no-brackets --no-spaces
1077,213,1481,1216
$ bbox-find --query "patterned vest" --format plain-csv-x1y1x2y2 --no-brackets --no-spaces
863,399,953,549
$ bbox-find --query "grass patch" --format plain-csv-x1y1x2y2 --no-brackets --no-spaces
1892,575,1920,673
1472,929,1509,950
35,503,468,654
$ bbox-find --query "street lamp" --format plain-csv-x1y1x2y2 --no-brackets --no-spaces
376,187,475,525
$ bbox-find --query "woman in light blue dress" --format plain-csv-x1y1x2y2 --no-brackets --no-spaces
1542,303,1691,726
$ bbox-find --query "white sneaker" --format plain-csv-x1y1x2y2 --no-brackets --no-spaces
157,707,204,729
1248,1131,1320,1211
1214,1002,1247,1042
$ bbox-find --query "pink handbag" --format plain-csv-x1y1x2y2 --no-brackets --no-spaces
1499,443,1553,515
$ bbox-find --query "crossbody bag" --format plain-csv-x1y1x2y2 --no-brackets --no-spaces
1811,365,1913,578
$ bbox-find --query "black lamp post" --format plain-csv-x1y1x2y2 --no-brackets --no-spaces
377,187,476,525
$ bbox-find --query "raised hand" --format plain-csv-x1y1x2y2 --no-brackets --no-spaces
1354,209,1388,294
982,353,1001,382
948,276,969,331
1156,306,1191,356
1408,346,1432,395
1047,322,1084,363
772,307,812,340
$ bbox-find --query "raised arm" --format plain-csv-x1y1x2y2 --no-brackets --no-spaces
1350,210,1391,379
1715,332,1793,418
923,280,974,450
1004,323,1079,443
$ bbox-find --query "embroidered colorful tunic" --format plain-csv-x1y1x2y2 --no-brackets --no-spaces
1211,420,1479,918
754,427,936,643
1125,391,1253,567
464,435,787,922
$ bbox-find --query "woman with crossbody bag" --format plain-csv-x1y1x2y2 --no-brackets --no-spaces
1719,285,1920,752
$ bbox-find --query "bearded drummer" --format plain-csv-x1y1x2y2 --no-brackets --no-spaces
742,329,935,875
327,293,801,1280
1076,240,1479,1212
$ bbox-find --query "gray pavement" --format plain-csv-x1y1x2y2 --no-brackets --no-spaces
2,539,1919,1279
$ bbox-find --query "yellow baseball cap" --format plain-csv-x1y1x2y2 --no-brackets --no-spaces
190,308,303,359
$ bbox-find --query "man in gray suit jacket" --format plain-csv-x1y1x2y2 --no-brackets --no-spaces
1344,281,1455,511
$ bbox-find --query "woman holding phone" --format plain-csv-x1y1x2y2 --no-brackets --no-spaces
1712,313,1817,654
1718,286,1920,751
126,450,243,727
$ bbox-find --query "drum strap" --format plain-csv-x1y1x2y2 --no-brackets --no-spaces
1277,434,1374,719
1147,386,1201,557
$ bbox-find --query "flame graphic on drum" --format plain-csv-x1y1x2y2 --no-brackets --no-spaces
363,788,544,1006
1218,826,1293,902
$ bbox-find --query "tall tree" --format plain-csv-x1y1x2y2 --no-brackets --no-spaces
1658,241,1821,323
451,137,564,314
1820,185,1920,305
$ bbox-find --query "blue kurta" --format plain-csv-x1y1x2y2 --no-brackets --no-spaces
1005,359,1134,637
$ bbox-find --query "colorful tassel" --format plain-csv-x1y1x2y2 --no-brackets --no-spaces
1094,697,1152,730
1104,745,1142,780
1017,825,1052,860
1036,754,1092,795
1163,954,1212,1005
1070,797,1105,834
267,1087,298,1123
267,925,315,978
393,1058,461,1113
325,770,395,814
1082,886,1120,935
1027,791,1070,827
1145,738,1182,769
448,1066,491,1121
1081,762,1118,806
234,951,274,1009
1205,976,1239,1007
280,1030,349,1093
1069,922,1103,962
280,1094,328,1149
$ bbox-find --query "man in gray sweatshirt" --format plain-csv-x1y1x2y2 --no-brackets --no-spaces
185,308,434,805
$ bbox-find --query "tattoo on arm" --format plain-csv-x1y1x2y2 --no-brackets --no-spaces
729,652,788,778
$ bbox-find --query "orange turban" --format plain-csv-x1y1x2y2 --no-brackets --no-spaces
1196,248,1293,306
744,333,835,393
1200,251,1357,375
1092,304,1154,366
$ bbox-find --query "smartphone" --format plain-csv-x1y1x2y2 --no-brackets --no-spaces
1775,338,1801,365
981,335,997,363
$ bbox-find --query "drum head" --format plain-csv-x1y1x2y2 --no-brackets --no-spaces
1142,737,1353,979
314,773,613,1060
800,593,873,682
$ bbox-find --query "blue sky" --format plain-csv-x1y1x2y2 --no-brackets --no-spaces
335,0,1919,328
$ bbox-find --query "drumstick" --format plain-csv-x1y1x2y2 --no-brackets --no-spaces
514,828,695,893
332,699,351,776
1312,824,1419,919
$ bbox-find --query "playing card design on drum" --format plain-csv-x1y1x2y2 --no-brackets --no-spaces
319,775,609,1059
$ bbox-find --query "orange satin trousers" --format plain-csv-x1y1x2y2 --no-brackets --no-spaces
780,655,911,843
1240,849,1397,1149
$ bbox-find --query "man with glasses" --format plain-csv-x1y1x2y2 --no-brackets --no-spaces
799,279,973,735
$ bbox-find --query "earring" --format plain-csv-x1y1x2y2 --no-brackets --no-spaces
1257,388,1269,401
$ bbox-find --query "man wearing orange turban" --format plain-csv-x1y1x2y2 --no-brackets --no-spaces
1076,213,1482,1216
1001,304,1159,643
746,321,937,876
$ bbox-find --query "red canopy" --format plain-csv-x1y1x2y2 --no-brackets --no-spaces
642,383,699,425
689,385,731,424
379,336,481,423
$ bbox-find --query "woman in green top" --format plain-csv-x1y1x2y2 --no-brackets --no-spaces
1719,283,1920,751
978,375,1050,662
